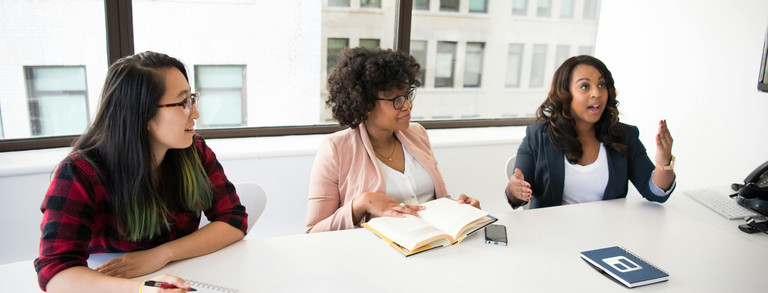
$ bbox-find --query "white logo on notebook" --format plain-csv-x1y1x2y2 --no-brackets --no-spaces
602,256,642,273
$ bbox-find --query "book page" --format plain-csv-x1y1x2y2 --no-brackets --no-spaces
365,214,449,251
418,197,489,240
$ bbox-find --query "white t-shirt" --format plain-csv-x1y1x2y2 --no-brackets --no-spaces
377,145,436,205
563,143,609,204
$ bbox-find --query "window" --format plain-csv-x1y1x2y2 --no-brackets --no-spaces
24,66,89,136
512,0,528,15
0,108,4,138
583,0,598,20
469,0,488,13
327,38,349,74
194,65,246,127
414,0,430,10
529,44,548,88
464,42,485,88
506,44,524,88
360,38,380,49
435,41,457,87
360,0,381,8
554,45,571,70
560,0,574,18
440,0,459,12
0,1,106,141
579,46,594,56
410,40,428,87
329,0,350,7
1,0,603,150
537,0,551,17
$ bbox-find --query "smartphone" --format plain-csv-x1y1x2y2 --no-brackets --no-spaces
484,224,507,246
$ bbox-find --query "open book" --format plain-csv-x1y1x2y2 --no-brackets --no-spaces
362,197,497,256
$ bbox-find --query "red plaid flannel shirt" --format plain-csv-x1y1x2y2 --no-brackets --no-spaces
34,135,247,290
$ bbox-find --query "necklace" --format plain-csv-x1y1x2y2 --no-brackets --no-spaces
373,139,398,162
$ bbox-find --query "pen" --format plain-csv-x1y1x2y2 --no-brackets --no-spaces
143,280,197,291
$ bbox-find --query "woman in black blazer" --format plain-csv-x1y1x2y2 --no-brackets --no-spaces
505,56,676,209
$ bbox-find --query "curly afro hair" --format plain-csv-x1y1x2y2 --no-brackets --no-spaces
326,47,421,128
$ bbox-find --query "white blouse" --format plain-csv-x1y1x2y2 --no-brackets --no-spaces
377,144,436,205
563,143,610,204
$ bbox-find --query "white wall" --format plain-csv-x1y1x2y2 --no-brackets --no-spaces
0,127,523,264
595,0,768,189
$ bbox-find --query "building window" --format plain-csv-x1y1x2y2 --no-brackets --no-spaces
435,41,457,87
414,0,430,10
579,46,594,56
360,38,380,49
469,0,488,13
360,0,381,8
505,44,524,88
583,0,598,20
327,38,349,74
560,0,574,18
328,0,350,7
194,65,246,127
529,44,548,88
512,0,528,15
464,42,485,88
24,66,89,136
410,40,428,87
554,45,571,70
537,0,551,17
440,0,459,12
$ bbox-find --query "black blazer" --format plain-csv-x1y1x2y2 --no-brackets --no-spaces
511,123,673,209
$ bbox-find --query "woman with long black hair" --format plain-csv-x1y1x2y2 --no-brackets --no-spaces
35,51,247,292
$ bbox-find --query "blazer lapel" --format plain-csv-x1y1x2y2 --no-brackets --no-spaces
602,149,626,200
543,131,565,205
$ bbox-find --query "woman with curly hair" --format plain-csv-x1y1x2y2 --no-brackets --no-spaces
505,55,676,209
306,47,480,233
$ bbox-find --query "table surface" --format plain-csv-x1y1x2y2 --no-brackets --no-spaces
4,185,767,292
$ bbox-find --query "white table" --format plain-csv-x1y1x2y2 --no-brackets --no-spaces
4,193,767,292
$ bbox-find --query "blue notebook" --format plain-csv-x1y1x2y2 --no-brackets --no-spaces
580,246,669,288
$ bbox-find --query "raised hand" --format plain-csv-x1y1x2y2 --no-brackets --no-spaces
506,168,532,202
655,119,674,167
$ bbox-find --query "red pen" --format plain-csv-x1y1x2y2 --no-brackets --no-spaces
143,280,197,291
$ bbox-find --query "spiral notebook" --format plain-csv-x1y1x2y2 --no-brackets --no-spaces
87,253,239,292
187,280,239,292
580,246,669,288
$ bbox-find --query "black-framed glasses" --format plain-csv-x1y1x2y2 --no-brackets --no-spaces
157,93,199,116
376,87,416,110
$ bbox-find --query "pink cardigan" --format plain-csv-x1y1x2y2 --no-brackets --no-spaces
306,122,449,233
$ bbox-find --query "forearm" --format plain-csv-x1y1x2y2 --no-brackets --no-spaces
157,221,244,263
47,267,140,293
652,168,675,191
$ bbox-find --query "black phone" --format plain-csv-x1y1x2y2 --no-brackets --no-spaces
744,160,768,187
484,224,507,246
734,160,768,217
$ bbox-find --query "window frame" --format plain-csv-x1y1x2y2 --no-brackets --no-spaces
0,0,536,152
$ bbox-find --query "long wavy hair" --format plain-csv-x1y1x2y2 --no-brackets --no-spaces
537,55,626,164
326,47,421,128
73,51,213,241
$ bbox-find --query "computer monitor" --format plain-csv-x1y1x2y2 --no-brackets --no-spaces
759,25,768,92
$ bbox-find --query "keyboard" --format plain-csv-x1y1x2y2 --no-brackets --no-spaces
685,188,759,220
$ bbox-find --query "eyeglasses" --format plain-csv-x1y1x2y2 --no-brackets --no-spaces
376,87,416,110
157,93,199,116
